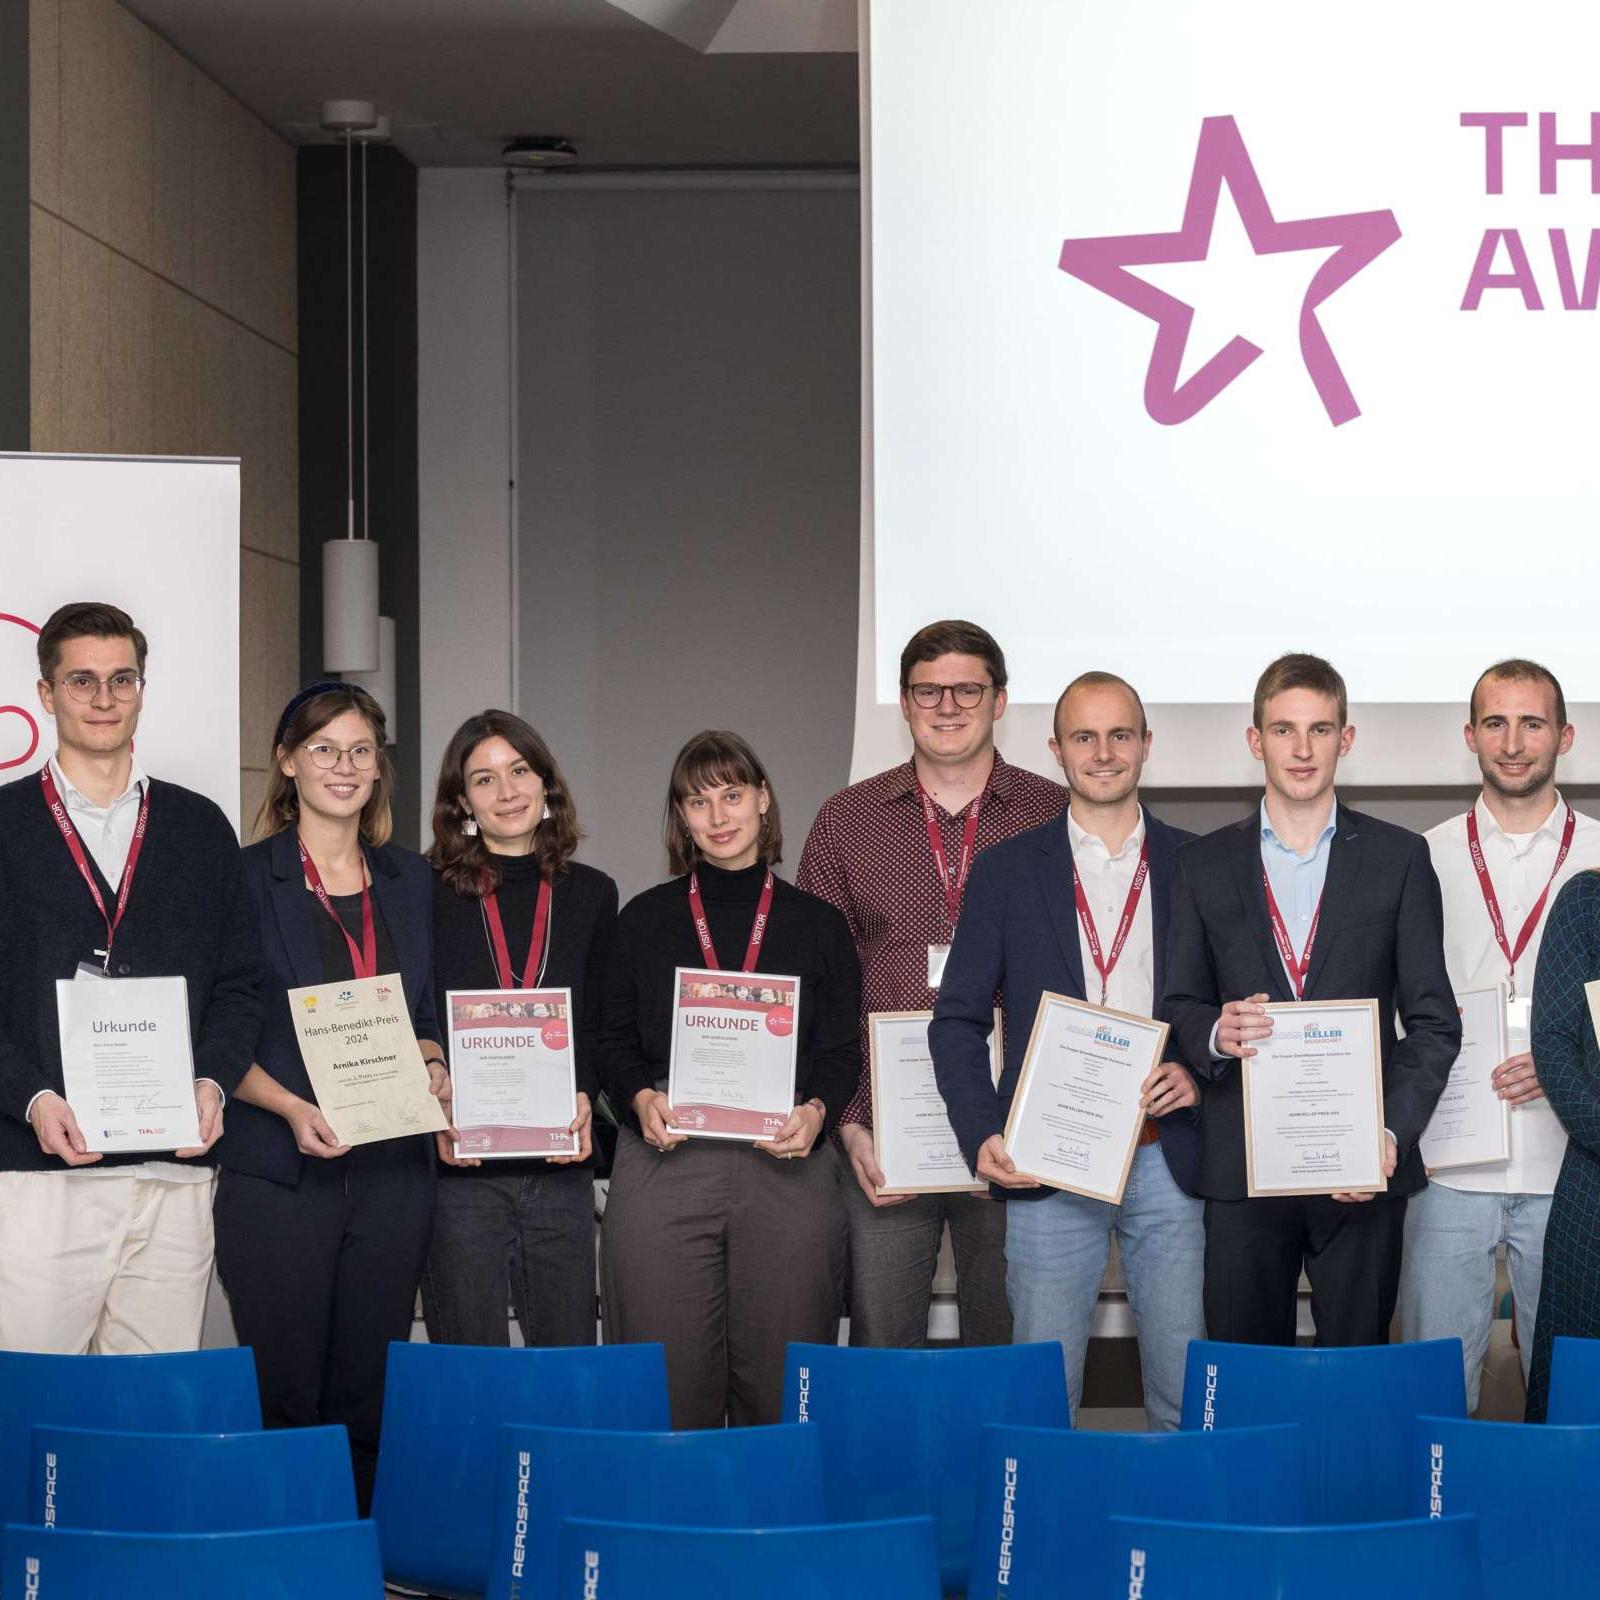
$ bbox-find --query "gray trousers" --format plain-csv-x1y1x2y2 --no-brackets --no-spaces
601,1127,847,1428
839,1164,1013,1348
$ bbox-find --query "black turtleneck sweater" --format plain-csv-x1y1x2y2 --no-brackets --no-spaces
432,854,619,1122
599,860,861,1137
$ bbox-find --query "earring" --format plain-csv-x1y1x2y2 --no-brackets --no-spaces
541,802,552,822
462,818,479,837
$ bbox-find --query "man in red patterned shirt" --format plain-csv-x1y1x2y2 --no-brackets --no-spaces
798,620,1066,1345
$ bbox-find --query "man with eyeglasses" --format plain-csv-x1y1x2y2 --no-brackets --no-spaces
798,620,1065,1347
0,602,261,1354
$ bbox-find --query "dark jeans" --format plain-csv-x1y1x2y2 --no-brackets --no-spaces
1203,1193,1408,1346
839,1161,1012,1347
213,1140,435,1515
601,1127,846,1429
421,1165,597,1348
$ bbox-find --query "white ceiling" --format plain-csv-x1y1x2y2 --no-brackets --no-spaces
122,0,860,168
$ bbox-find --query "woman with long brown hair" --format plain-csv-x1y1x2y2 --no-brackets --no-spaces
423,709,617,1347
212,681,450,1513
598,730,860,1427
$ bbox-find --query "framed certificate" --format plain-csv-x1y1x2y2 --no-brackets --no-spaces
1001,993,1165,1204
667,966,801,1141
1243,999,1386,1197
1420,986,1510,1171
56,975,201,1153
869,1008,1003,1196
447,988,580,1159
289,973,448,1147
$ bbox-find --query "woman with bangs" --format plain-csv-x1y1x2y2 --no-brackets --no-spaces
424,709,618,1348
599,729,861,1427
213,682,451,1512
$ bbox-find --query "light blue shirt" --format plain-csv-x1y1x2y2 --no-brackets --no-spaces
1259,795,1337,965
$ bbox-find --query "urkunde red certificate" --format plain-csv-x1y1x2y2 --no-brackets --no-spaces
447,988,579,1159
666,966,800,1140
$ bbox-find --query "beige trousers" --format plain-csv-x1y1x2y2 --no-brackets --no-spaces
0,1170,216,1354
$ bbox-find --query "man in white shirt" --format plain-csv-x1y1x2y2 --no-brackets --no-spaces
1398,659,1600,1408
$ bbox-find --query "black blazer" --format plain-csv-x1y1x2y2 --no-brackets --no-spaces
930,808,1200,1199
1162,802,1459,1202
217,829,442,1187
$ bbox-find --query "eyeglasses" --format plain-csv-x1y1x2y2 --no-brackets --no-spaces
303,741,379,771
907,681,991,710
56,671,143,703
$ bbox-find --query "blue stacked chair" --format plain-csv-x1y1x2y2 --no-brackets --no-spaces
965,1422,1308,1596
26,1424,354,1532
1406,1414,1600,1590
1094,1514,1483,1600
370,1341,669,1598
1178,1339,1465,1521
0,1520,382,1599
484,1422,825,1600
781,1341,1069,1594
1545,1333,1600,1423
0,1347,260,1532
557,1514,941,1599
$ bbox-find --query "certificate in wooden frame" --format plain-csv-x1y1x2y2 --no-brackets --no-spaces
1243,998,1386,1198
1001,991,1167,1206
869,1008,1003,1196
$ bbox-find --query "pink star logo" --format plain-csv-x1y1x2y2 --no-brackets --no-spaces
1058,116,1401,427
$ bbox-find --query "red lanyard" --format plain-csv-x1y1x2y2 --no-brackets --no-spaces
687,869,775,973
298,836,378,980
1072,840,1150,1006
1262,869,1323,1001
483,876,552,988
919,785,983,934
1466,801,1575,1000
40,766,150,971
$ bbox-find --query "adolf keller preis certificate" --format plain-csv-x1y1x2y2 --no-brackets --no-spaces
667,967,800,1140
1001,993,1163,1204
447,988,579,1159
870,1009,1003,1196
1420,986,1510,1171
1244,999,1386,1197
56,975,201,1153
289,973,447,1147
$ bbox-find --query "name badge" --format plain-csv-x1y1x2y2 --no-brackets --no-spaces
1506,994,1532,1045
75,961,107,983
927,944,951,989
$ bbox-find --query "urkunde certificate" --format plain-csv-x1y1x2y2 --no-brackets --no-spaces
447,988,579,1159
1244,999,1386,1197
289,973,447,1146
869,1009,1003,1196
1420,987,1510,1171
667,966,800,1140
56,975,201,1153
1002,993,1163,1204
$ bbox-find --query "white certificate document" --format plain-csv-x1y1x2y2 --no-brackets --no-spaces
1244,1000,1386,1197
1001,993,1164,1204
447,988,579,1159
667,967,800,1141
289,973,448,1146
870,1009,1003,1196
1420,986,1510,1171
56,976,201,1153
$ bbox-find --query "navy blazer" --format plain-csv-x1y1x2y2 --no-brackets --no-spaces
215,829,442,1187
929,807,1199,1199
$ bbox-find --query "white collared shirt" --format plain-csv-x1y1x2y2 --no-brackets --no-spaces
1425,791,1600,1194
1067,804,1155,1018
38,754,213,1185
48,754,147,891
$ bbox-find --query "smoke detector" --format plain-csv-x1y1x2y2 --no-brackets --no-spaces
502,136,579,170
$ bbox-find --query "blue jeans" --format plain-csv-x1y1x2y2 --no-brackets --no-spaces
1004,1141,1205,1431
1397,1182,1550,1411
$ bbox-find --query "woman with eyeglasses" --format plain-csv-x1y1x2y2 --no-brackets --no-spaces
598,730,861,1428
212,682,451,1512
422,710,618,1348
